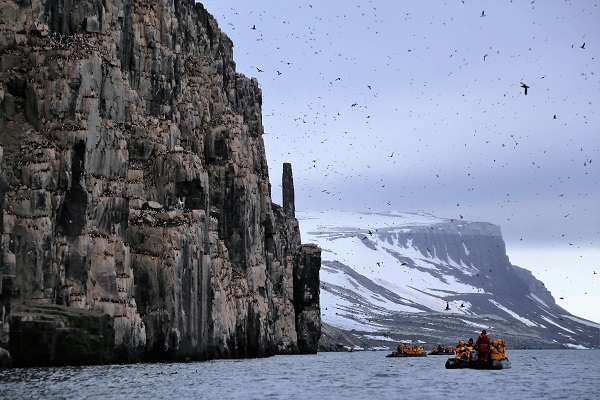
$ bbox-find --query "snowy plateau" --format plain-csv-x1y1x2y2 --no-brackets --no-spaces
298,211,600,350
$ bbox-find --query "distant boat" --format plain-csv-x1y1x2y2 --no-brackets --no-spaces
346,346,365,352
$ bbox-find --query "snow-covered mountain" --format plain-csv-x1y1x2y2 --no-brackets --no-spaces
298,211,600,350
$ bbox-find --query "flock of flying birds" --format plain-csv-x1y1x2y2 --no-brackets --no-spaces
204,1,598,316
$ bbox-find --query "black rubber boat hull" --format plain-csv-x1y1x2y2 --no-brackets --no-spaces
445,357,511,369
386,352,428,358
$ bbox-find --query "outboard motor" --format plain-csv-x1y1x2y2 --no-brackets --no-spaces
470,350,478,361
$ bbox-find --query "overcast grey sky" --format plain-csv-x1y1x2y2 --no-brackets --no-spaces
201,0,599,323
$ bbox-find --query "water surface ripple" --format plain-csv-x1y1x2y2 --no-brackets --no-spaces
1,350,598,399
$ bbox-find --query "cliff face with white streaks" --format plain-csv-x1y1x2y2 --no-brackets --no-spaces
0,0,320,367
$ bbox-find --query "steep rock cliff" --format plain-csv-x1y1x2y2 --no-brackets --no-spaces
0,0,321,366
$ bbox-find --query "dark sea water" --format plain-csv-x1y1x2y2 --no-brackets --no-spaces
1,349,599,400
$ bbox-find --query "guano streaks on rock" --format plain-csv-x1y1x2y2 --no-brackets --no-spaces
0,0,321,367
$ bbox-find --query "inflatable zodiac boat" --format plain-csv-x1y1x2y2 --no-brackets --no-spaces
445,338,511,369
386,344,427,357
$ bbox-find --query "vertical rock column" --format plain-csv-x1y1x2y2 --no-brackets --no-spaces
282,162,321,353
282,163,295,218
0,146,9,355
293,244,321,354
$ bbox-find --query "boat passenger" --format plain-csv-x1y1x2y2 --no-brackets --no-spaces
467,338,474,349
490,338,506,360
455,340,468,359
475,330,491,364
490,340,501,360
498,338,506,357
398,343,408,354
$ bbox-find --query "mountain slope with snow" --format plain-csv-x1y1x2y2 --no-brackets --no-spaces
299,211,599,350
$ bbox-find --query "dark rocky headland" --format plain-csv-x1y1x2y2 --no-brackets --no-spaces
0,0,321,367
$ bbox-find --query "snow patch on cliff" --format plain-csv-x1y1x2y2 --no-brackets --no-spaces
488,299,538,327
540,316,576,334
299,210,599,349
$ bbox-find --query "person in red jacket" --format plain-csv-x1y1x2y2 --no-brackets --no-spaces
475,329,491,365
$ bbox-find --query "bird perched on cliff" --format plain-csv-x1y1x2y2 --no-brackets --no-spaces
520,82,530,95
